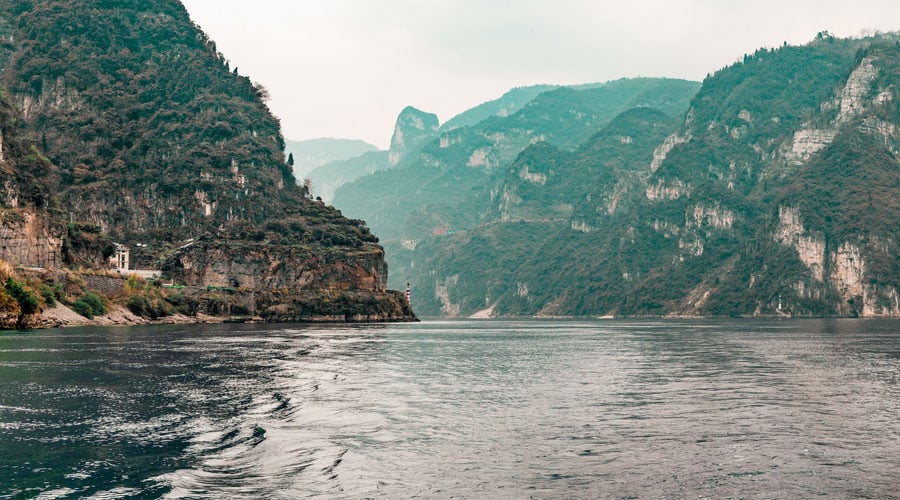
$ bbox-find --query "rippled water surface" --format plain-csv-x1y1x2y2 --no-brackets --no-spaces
1,319,899,498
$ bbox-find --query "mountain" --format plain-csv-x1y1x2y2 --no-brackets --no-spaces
307,84,619,204
440,84,560,132
398,33,900,318
304,107,439,202
0,0,414,323
333,78,701,246
388,106,440,166
284,137,378,181
496,106,680,225
397,106,684,316
307,150,390,203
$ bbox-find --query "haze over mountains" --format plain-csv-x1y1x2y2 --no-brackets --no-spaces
284,138,378,181
324,32,900,318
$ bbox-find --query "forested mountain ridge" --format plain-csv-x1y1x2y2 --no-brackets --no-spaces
439,84,560,132
495,107,681,225
2,0,296,239
0,0,414,323
631,34,900,317
333,78,701,246
391,34,900,318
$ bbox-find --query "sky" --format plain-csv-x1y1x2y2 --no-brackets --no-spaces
180,0,900,149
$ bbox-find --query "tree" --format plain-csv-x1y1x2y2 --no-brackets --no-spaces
5,278,39,316
288,152,294,166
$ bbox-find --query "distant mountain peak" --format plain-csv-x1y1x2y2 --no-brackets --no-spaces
389,106,439,166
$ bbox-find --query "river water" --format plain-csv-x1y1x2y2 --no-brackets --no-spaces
1,319,899,498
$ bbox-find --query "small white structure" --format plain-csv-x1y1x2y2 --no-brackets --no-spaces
109,243,161,280
109,243,130,271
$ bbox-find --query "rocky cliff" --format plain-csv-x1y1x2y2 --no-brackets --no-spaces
388,106,440,166
166,238,388,292
641,35,900,318
0,89,63,269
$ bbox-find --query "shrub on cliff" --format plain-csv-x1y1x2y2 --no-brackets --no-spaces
123,274,174,318
165,293,199,316
0,262,43,323
0,263,19,316
0,287,20,316
5,278,39,316
39,284,62,307
126,294,172,319
71,299,93,319
72,291,106,319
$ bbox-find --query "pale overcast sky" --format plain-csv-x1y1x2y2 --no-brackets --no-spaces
180,0,900,149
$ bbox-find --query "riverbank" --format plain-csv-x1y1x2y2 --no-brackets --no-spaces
0,265,417,331
10,299,418,331
35,303,229,329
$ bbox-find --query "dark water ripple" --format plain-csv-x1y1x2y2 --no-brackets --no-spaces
1,319,899,498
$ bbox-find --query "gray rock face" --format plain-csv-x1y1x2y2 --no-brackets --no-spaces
389,106,439,166
165,240,388,292
0,209,63,269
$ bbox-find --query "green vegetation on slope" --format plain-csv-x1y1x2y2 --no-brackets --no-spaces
396,34,900,318
440,84,559,132
0,0,411,324
0,0,380,257
396,105,687,316
334,78,702,247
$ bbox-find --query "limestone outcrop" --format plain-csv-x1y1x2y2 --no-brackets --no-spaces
389,106,440,166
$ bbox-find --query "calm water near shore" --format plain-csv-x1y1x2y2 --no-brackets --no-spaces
1,319,899,498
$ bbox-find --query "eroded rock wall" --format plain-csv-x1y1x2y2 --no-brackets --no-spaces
165,241,387,292
0,209,63,269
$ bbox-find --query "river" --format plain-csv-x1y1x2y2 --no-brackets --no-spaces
1,319,899,498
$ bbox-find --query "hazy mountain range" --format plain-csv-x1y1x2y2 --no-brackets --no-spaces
284,137,378,181
1,0,896,322
327,33,900,318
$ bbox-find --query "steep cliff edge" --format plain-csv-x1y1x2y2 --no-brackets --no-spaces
0,0,415,324
647,37,900,317
0,88,63,270
389,106,440,166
